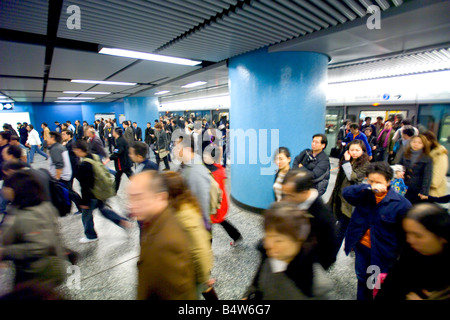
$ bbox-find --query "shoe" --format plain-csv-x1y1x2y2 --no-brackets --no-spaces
79,237,98,244
230,236,243,247
73,211,82,215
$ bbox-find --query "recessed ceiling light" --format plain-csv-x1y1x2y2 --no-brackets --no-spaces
63,91,111,95
154,90,170,95
55,100,85,103
58,97,96,100
99,47,202,66
181,81,207,88
71,79,137,86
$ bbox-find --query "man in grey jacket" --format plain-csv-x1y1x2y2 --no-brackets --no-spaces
122,121,135,146
173,132,211,231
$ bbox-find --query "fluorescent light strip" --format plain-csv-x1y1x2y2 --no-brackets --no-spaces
99,48,202,66
181,81,207,88
154,90,170,95
71,80,136,86
63,91,111,95
0,100,14,103
55,100,85,103
58,97,95,100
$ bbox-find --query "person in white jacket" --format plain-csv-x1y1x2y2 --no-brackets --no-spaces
25,124,48,164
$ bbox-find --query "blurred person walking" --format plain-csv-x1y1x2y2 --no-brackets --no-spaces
25,124,48,164
154,122,170,170
422,131,448,198
273,147,292,202
128,171,197,300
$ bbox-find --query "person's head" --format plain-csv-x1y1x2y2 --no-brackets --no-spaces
87,128,96,138
83,121,88,126
402,127,415,141
2,170,46,209
403,203,450,256
422,131,440,150
0,131,11,146
311,134,327,153
55,121,60,125
47,131,61,146
364,126,373,137
366,162,394,190
384,121,392,130
154,123,163,131
160,171,201,213
41,122,47,129
274,147,291,171
74,120,79,126
281,170,314,203
113,127,123,139
2,145,22,161
129,142,148,164
61,129,73,142
376,116,383,123
9,135,20,146
128,171,169,222
128,120,132,126
347,139,367,161
406,135,430,155
401,119,412,127
365,117,372,125
263,202,312,264
26,124,33,132
61,123,68,130
146,122,151,128
187,123,194,132
349,123,360,135
72,139,90,158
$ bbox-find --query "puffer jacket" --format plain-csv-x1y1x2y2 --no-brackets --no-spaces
1,201,68,285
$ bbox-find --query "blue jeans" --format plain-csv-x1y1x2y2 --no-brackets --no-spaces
82,199,128,239
28,144,48,164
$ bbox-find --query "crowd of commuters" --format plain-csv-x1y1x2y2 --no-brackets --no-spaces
0,113,449,301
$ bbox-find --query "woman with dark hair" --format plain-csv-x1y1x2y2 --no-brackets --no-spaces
328,139,370,255
0,171,68,287
376,203,450,300
273,147,291,202
244,202,332,300
397,134,433,204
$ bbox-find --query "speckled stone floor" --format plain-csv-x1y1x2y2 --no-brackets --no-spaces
0,152,360,300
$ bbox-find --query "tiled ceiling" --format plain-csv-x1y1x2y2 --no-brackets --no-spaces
0,0,448,104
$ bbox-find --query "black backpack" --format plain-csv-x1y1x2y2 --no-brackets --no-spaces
39,169,72,217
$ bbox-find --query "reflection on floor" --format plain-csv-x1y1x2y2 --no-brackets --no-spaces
0,154,358,300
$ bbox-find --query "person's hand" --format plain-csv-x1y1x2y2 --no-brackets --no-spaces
102,158,110,165
344,150,351,161
80,205,89,210
298,164,303,168
373,146,376,150
206,278,216,287
371,183,387,193
390,151,394,155
406,292,424,300
419,194,428,200
369,156,373,161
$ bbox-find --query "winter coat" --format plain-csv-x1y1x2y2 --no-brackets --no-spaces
342,184,412,273
328,159,370,219
109,136,132,171
398,152,433,203
428,145,449,197
1,202,68,285
292,150,330,196
137,207,197,300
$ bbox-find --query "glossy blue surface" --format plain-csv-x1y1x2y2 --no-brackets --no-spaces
123,97,159,132
228,48,328,209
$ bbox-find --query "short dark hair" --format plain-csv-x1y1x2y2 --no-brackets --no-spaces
3,170,46,209
366,161,393,182
73,139,89,153
365,117,371,121
42,122,48,127
401,119,412,126
364,127,373,133
114,127,123,136
2,160,27,172
406,203,450,244
0,131,11,142
131,141,149,159
62,129,73,137
313,133,328,148
282,169,314,193
28,124,34,129
275,147,291,159
122,121,129,126
402,127,415,138
10,135,20,142
350,123,359,130
49,131,62,144
5,145,22,159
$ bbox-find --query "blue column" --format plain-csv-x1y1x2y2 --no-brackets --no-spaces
123,97,159,134
228,48,328,211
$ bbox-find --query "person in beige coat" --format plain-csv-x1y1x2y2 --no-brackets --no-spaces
423,131,449,197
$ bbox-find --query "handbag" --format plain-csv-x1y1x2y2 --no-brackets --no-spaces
158,148,170,158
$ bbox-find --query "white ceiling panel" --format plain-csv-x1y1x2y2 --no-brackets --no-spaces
0,78,43,91
46,80,91,92
4,91,43,98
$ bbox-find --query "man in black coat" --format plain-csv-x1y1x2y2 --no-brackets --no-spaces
281,170,338,270
18,122,28,146
292,134,330,197
103,128,133,192
74,120,83,141
98,119,105,146
133,122,142,142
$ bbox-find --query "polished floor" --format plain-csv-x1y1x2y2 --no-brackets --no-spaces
1,152,366,300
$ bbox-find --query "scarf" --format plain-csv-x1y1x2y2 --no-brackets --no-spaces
377,127,392,148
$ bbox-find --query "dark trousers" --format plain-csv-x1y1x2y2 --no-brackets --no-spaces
219,219,241,241
60,179,83,213
115,168,133,191
156,154,170,170
107,137,115,153
334,214,350,256
82,199,128,239
354,243,374,300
